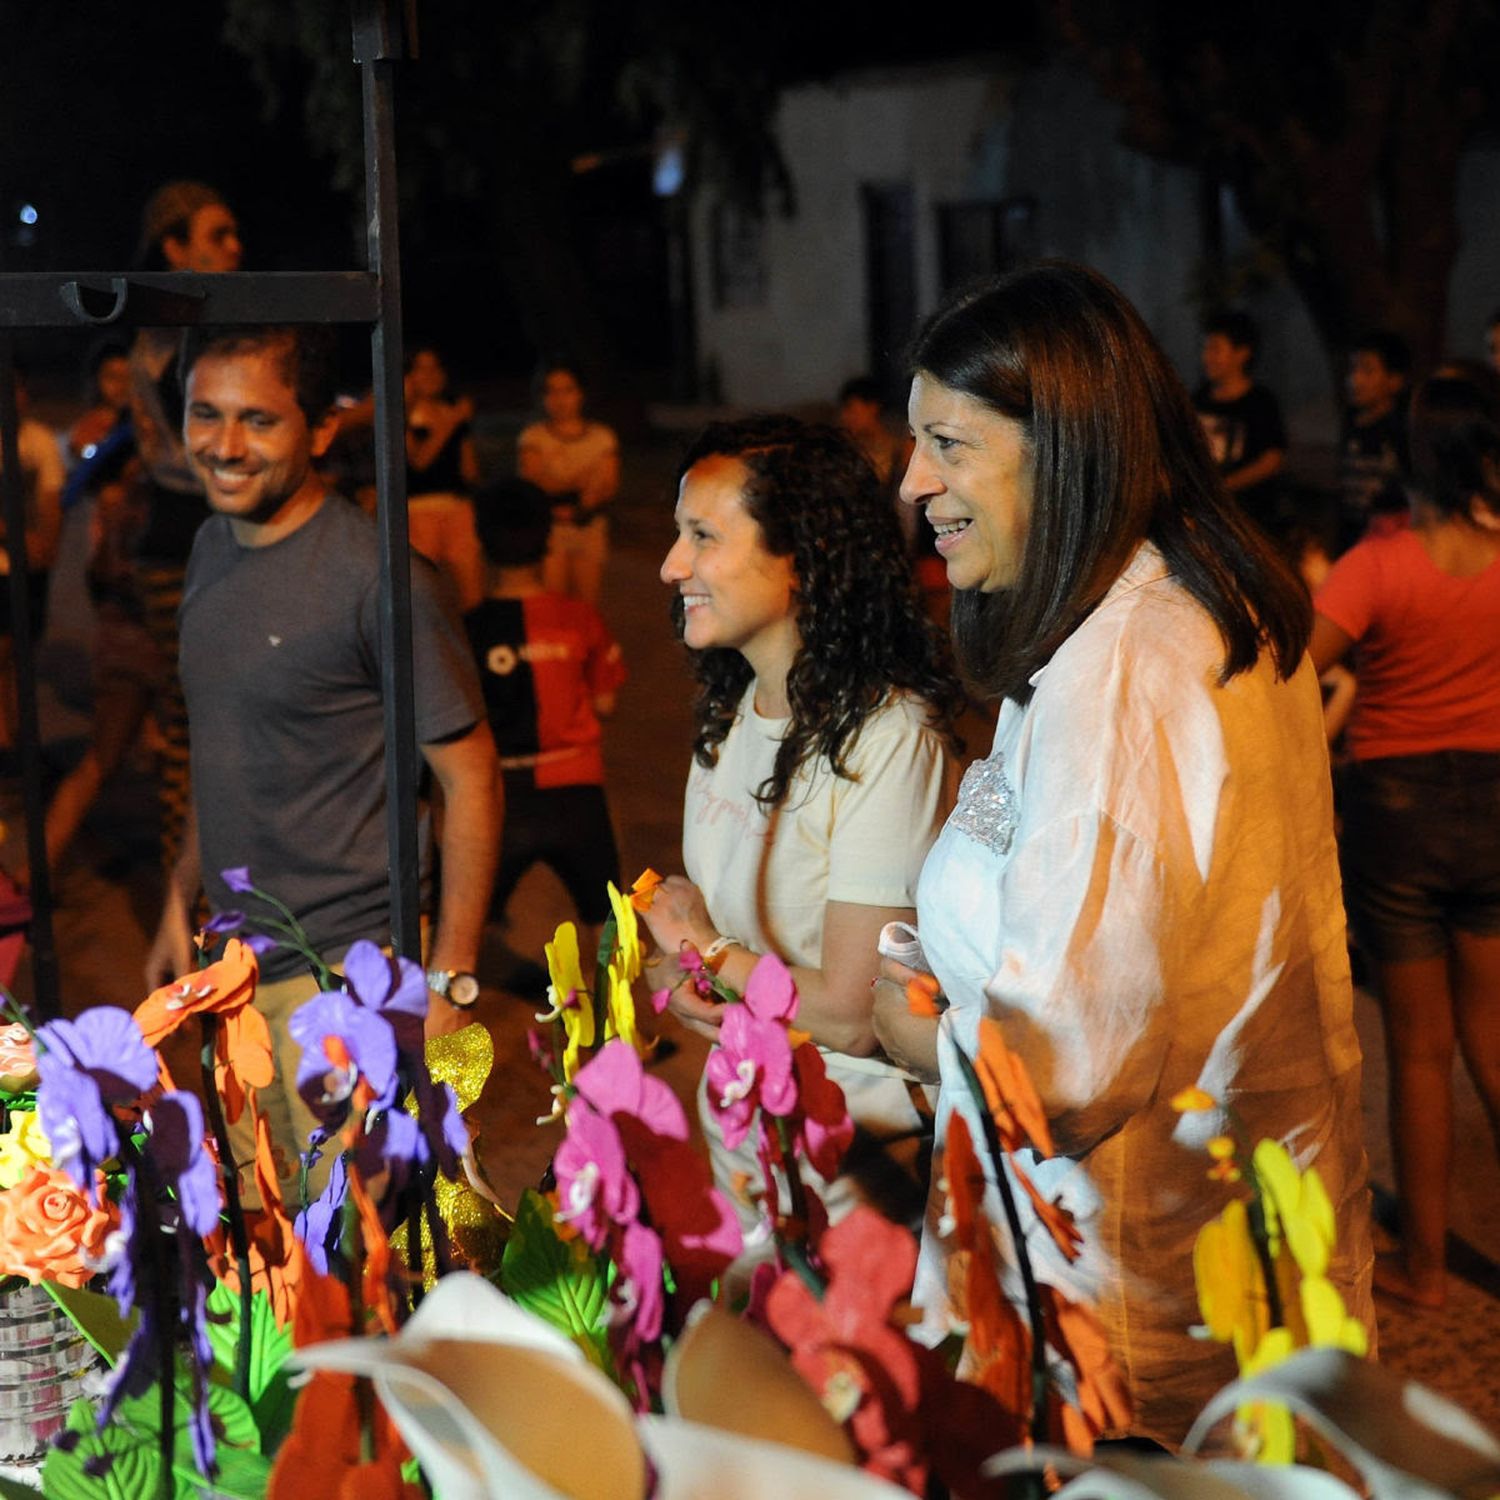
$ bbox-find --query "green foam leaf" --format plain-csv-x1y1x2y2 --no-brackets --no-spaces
499,1187,614,1373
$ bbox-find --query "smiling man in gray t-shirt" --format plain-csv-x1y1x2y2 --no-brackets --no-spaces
145,324,500,1203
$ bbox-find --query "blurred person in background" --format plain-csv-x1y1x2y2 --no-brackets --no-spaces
1337,331,1412,555
518,360,618,606
405,344,483,613
1194,309,1288,538
0,366,64,767
1312,365,1500,1309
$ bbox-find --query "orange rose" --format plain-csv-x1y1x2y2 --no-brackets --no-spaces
0,1166,119,1288
0,1021,37,1092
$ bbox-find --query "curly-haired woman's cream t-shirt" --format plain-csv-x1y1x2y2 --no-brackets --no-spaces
683,686,953,977
682,681,956,1197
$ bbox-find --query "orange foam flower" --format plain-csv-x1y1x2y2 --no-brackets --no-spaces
347,1159,401,1337
267,1370,418,1500
906,974,941,1019
1040,1284,1134,1453
628,868,664,913
975,1017,1054,1156
209,1112,301,1328
943,1115,1030,1428
0,1166,119,1288
134,939,272,1122
1011,1158,1084,1264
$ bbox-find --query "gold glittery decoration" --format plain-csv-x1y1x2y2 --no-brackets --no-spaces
424,1021,494,1112
390,1022,511,1287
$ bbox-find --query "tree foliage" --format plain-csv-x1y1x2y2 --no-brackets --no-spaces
221,0,796,372
1050,0,1500,375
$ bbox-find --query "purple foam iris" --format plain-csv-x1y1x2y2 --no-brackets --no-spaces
35,1009,157,1199
287,990,398,1124
294,1154,348,1276
342,941,428,1056
148,1093,220,1238
358,1107,426,1194
200,910,246,936
220,867,254,894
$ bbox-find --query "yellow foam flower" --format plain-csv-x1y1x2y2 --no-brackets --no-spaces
606,880,644,985
1299,1274,1368,1357
1171,1086,1216,1113
541,922,595,1081
1236,1326,1298,1464
1193,1196,1269,1367
1252,1140,1333,1278
0,1110,52,1189
603,952,643,1054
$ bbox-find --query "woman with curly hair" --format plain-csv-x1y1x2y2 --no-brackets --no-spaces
642,414,965,1225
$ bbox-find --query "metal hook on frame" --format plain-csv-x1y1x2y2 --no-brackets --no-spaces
58,277,130,325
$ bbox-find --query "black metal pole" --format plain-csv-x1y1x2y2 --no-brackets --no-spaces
355,0,421,964
0,335,59,1019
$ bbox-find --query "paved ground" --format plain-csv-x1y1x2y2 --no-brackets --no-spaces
10,424,1498,1435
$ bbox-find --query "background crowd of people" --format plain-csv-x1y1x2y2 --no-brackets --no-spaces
2,176,1499,1444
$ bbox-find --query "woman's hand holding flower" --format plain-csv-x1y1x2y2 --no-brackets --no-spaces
640,876,729,1041
871,953,943,1084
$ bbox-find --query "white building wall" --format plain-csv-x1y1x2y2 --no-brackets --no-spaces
692,63,1500,440
691,69,998,408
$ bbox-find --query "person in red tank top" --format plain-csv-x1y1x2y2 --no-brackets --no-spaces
1313,365,1500,1309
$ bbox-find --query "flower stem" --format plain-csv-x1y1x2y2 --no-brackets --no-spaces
132,1150,178,1500
771,1116,814,1255
339,1153,376,1464
951,1043,1049,1441
197,1015,254,1400
1244,1165,1286,1331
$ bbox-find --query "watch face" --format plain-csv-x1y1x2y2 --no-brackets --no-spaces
448,972,481,1008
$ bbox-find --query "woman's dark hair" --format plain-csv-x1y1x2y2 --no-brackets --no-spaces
1410,364,1500,519
675,415,965,809
909,261,1310,703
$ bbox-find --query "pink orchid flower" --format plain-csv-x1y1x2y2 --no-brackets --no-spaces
574,1041,743,1299
552,1105,639,1251
612,1220,666,1348
703,952,805,1149
573,1035,691,1141
705,1006,798,1151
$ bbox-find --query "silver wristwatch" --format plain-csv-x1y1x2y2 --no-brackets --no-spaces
426,967,480,1008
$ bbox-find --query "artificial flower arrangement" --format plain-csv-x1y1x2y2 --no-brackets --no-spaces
0,868,499,1498
500,872,1499,1499
0,865,1494,1500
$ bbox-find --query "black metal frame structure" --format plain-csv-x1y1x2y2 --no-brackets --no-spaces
0,0,421,1018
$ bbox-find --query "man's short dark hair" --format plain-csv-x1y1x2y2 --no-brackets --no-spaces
1351,330,1412,378
137,180,228,269
473,477,553,568
1204,309,1260,360
178,326,338,426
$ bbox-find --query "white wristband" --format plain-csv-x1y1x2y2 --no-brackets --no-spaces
701,934,741,962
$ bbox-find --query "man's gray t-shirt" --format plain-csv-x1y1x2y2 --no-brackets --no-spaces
180,495,483,981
